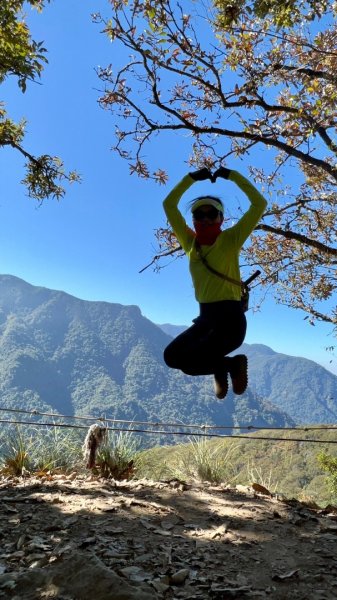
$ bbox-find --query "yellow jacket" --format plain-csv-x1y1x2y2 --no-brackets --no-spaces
163,170,267,303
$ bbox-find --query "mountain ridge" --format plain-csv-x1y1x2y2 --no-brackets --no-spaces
0,274,335,433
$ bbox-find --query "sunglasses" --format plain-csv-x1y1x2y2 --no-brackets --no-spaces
192,207,220,221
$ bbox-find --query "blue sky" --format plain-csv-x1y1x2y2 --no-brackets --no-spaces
1,0,336,374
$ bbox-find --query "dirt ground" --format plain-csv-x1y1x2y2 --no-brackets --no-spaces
0,475,337,599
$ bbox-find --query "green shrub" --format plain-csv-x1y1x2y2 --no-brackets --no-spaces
317,451,337,501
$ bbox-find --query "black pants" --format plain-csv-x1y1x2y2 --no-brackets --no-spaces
163,300,247,376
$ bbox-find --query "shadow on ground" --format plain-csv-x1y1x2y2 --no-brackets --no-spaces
0,475,336,599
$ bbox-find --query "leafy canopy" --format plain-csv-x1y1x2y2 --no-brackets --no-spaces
0,0,79,200
94,0,337,328
214,0,331,28
0,0,47,92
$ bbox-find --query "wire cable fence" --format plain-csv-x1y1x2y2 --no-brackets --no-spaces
0,406,336,444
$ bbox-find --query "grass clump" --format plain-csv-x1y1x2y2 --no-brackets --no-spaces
0,425,83,476
0,427,33,476
137,437,239,485
33,426,83,473
0,424,141,480
246,461,279,493
176,437,239,484
94,429,140,480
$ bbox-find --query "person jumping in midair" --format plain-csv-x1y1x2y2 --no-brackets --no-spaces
162,166,267,399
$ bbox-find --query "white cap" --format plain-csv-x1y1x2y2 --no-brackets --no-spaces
191,198,223,213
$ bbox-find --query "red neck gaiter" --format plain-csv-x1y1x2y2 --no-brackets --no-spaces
194,222,222,246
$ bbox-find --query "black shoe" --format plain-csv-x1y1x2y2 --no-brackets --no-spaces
229,354,248,395
214,371,228,400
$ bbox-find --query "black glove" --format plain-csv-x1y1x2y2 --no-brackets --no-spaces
189,168,213,182
213,167,231,180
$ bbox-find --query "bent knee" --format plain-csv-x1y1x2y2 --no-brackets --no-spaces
164,346,197,374
163,345,178,368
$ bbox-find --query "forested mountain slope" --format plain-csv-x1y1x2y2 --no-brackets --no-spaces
0,275,335,435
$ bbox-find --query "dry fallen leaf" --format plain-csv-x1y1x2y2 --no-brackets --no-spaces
210,524,228,539
251,483,272,496
272,569,300,581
